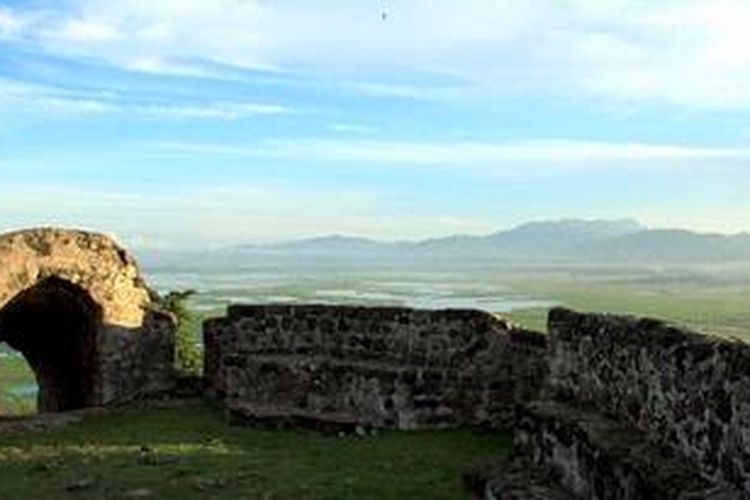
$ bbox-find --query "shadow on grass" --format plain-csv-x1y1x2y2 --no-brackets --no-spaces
0,401,512,499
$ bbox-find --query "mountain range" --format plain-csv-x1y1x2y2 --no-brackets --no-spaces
233,218,750,263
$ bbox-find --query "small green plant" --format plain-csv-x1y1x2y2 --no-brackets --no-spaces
159,290,202,376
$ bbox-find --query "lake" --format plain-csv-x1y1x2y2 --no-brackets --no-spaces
144,268,557,316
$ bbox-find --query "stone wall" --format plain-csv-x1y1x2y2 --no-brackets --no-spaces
0,228,176,411
546,307,750,493
509,401,741,499
97,310,176,405
204,304,547,430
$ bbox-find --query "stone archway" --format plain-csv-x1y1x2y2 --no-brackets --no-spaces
1,277,101,411
0,228,176,412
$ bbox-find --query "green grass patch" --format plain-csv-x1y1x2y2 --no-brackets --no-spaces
505,280,750,339
0,401,510,499
0,348,36,416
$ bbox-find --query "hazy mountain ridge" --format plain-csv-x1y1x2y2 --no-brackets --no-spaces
582,229,750,261
232,218,750,263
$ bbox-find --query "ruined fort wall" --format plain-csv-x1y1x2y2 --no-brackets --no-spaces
204,305,548,430
546,307,750,491
97,310,176,405
0,228,177,409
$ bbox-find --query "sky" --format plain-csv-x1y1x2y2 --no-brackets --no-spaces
1,0,750,249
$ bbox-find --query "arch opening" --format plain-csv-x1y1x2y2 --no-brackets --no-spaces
0,277,102,412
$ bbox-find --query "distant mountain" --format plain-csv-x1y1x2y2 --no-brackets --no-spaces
228,218,750,264
239,235,408,255
431,218,644,258
582,229,750,262
497,218,644,243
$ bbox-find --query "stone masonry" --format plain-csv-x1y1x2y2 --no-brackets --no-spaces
545,308,750,494
0,228,176,411
472,308,750,499
204,304,548,430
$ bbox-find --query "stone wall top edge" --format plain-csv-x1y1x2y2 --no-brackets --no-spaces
509,328,548,347
548,306,745,349
226,303,504,321
203,315,232,330
0,227,119,244
0,227,136,267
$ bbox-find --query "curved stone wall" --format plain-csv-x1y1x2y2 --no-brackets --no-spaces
205,304,548,430
0,228,175,411
545,308,750,494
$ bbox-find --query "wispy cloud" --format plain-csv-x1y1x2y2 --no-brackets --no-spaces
0,7,27,39
329,123,379,134
0,78,291,120
139,102,290,120
6,0,277,75
56,18,121,43
5,1,750,108
0,78,115,115
340,80,464,102
153,138,750,174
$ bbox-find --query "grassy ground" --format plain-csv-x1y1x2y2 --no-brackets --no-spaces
0,401,511,499
503,272,750,339
0,348,36,416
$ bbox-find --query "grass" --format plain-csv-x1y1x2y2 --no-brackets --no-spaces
0,348,36,416
0,401,511,499
504,276,750,339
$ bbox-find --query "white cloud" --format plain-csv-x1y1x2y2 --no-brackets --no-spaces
35,0,276,73
553,1,750,107
0,7,26,39
0,78,290,120
122,56,217,79
56,19,120,42
153,138,750,174
340,80,464,102
141,101,290,120
4,1,750,107
0,78,115,115
329,123,379,134
37,96,116,114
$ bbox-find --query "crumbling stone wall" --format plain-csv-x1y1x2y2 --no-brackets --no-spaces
0,228,176,411
545,307,750,494
204,304,547,430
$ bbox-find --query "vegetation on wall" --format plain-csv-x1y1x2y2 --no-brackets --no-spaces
156,290,202,376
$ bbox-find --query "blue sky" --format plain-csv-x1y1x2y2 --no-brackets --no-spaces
1,0,750,249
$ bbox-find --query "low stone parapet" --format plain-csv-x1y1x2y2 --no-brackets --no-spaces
204,304,548,430
547,308,750,492
513,401,741,499
470,400,742,499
